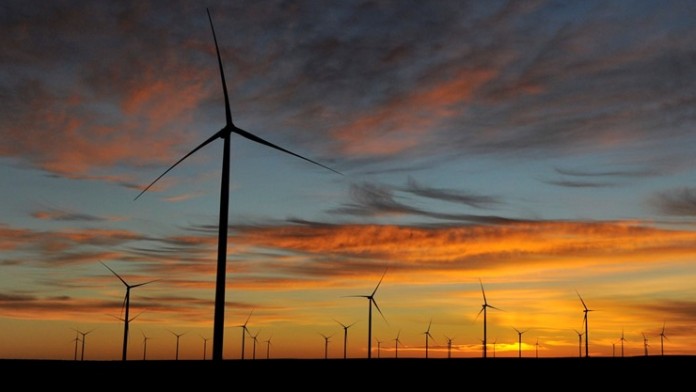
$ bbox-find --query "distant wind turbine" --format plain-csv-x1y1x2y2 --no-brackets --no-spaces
201,335,210,360
265,335,272,360
423,320,435,359
319,333,333,359
620,329,626,358
335,319,357,359
444,335,455,359
72,331,80,361
142,331,151,360
642,332,649,356
101,261,157,361
576,291,594,358
74,329,94,361
574,329,584,358
393,330,403,359
513,328,527,358
492,338,497,358
376,339,383,358
345,269,388,359
659,322,668,357
133,8,341,362
237,310,254,360
169,330,187,360
535,338,540,358
251,330,260,360
476,279,501,358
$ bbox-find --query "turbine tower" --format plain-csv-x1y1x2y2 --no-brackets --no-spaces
444,335,454,359
200,335,210,360
134,8,340,362
169,330,186,360
250,330,260,360
642,332,649,356
238,310,253,360
319,333,333,359
393,330,402,359
265,335,272,359
476,279,501,358
620,329,626,358
74,329,93,361
423,320,435,359
346,269,387,359
335,319,357,359
513,327,527,358
142,331,151,360
574,329,584,358
72,331,80,361
659,322,668,357
576,291,593,358
101,262,157,361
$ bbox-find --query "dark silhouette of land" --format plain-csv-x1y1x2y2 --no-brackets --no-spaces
2,357,693,386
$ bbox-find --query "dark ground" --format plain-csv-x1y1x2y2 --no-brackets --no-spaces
3,356,692,387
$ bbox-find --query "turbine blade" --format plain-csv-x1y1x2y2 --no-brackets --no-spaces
576,290,588,310
488,305,504,312
372,298,387,324
243,309,254,326
474,306,484,321
100,261,128,286
233,126,341,175
479,279,488,305
131,279,160,289
206,8,233,127
371,268,388,297
134,130,224,200
344,295,370,299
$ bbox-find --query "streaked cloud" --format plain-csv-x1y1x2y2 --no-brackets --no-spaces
651,187,696,216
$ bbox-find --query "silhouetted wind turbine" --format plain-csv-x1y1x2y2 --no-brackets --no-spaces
72,331,80,361
133,8,341,362
642,332,649,356
74,329,94,361
620,329,626,358
476,279,501,358
250,330,260,360
577,291,594,358
265,335,272,359
513,328,527,358
142,331,151,360
574,329,584,358
444,335,454,359
237,310,253,360
319,333,333,359
335,319,357,359
376,339,383,358
659,322,668,357
423,319,435,359
169,330,186,360
393,330,402,359
101,262,157,361
201,335,210,360
492,338,497,358
345,269,387,359
535,338,540,358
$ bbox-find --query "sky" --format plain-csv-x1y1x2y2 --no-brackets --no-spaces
1,0,695,360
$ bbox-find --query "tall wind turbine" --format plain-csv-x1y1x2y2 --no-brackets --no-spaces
576,291,594,358
74,329,93,361
476,279,501,358
319,333,333,359
101,262,157,361
265,335,272,360
237,310,253,360
169,330,186,360
142,331,151,360
423,320,435,359
513,328,527,358
393,330,402,359
250,330,260,360
335,319,357,359
72,332,80,361
133,8,341,362
346,269,387,359
620,329,626,358
659,322,668,357
200,335,210,360
574,329,584,358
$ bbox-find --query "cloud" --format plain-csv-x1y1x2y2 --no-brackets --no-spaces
651,188,696,216
401,177,502,209
31,208,112,222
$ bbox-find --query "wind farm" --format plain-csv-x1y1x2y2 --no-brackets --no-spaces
2,0,696,384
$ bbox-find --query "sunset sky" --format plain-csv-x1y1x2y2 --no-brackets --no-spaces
2,0,696,360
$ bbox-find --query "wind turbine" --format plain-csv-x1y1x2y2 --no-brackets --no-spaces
345,269,387,359
535,338,540,358
200,335,210,360
250,330,260,360
642,332,649,356
169,330,187,360
335,319,357,359
237,310,253,360
476,279,501,358
574,329,584,358
393,330,402,359
71,332,80,361
101,261,157,361
444,335,454,359
133,8,341,362
659,322,668,357
513,327,527,358
74,329,94,361
142,331,151,360
620,329,626,358
376,339,383,358
423,319,435,359
319,333,333,359
265,335,272,360
576,291,594,358
492,338,497,358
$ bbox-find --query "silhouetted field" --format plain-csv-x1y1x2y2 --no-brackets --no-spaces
2,356,693,386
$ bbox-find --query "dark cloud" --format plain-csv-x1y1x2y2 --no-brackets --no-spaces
401,177,502,209
543,179,614,188
651,187,696,216
32,208,109,222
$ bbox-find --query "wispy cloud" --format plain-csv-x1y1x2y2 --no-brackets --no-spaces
651,187,696,216
400,177,502,208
